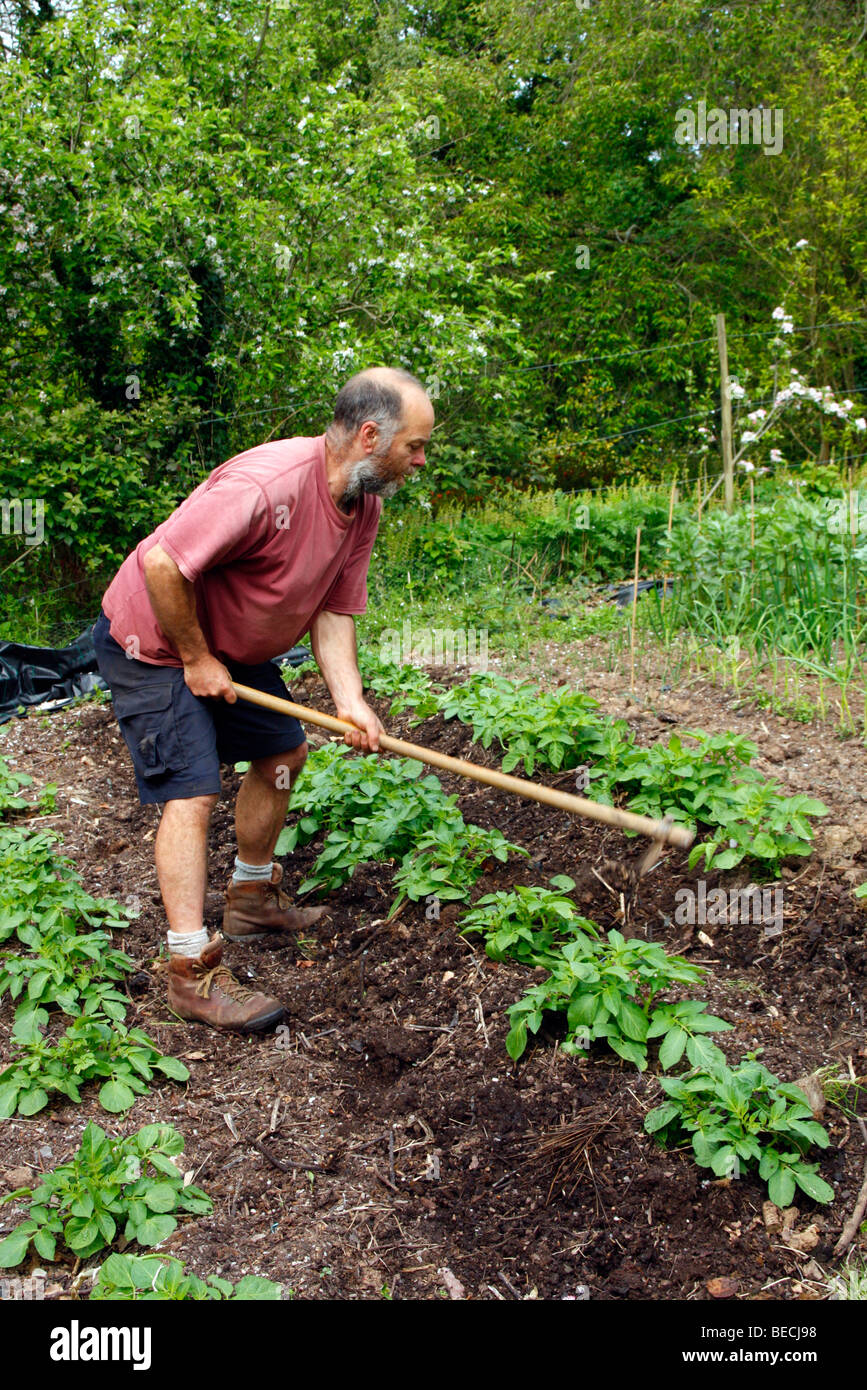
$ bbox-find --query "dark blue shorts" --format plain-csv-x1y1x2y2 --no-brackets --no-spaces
92,610,307,805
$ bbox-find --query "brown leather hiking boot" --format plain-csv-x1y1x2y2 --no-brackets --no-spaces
167,937,284,1032
222,863,328,945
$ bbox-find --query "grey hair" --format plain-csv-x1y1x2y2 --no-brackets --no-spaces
327,368,427,448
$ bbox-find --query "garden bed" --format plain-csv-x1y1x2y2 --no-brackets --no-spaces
0,664,865,1301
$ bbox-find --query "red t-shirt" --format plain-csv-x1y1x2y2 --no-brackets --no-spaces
102,434,381,666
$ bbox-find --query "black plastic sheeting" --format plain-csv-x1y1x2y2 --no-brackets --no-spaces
606,578,675,607
0,625,312,725
0,627,104,724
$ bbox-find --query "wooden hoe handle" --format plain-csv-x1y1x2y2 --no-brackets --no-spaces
231,681,695,849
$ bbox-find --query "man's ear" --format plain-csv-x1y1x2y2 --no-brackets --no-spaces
358,420,380,453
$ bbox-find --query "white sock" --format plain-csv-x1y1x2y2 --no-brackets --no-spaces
167,928,209,958
232,856,274,884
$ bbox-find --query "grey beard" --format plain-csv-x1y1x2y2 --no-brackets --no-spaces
339,455,401,508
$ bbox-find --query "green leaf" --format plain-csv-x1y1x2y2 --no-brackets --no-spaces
147,1153,182,1180
686,1035,727,1071
768,1166,796,1207
231,1275,283,1300
617,1000,649,1042
97,1253,139,1290
33,1227,57,1261
505,1019,528,1061
0,1225,34,1268
710,1145,738,1177
793,1168,835,1204
65,1217,100,1251
154,1056,190,1081
96,1211,117,1243
658,1027,688,1070
135,1214,177,1247
99,1079,137,1113
689,1014,732,1034
644,1102,679,1134
17,1086,49,1116
0,1082,20,1119
608,1035,647,1070
144,1183,179,1214
549,875,576,892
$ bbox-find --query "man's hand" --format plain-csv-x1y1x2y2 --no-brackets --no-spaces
335,697,384,752
311,611,384,751
183,654,237,702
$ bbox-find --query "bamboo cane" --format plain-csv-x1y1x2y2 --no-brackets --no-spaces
630,525,642,695
231,681,695,849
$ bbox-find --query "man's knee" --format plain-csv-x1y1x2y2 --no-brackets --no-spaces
252,742,308,788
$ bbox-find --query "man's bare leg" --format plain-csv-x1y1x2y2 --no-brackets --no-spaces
154,793,220,934
158,790,285,1031
234,744,308,864
225,743,327,937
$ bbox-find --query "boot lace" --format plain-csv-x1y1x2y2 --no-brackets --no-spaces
195,963,257,1003
264,881,291,910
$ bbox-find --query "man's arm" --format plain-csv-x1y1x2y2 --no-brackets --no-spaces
309,610,384,751
142,543,236,701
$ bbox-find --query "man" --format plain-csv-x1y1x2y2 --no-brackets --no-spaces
93,367,434,1032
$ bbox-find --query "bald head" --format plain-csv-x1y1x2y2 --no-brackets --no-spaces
325,366,434,509
327,367,430,450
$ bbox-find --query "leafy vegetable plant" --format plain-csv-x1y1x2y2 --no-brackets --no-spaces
91,1252,283,1301
436,672,622,775
504,930,730,1068
279,744,523,907
0,1122,210,1267
459,876,589,967
0,1012,189,1117
0,755,33,815
645,1054,834,1205
390,821,516,916
357,647,442,718
459,882,730,1068
0,825,137,946
592,731,828,872
0,924,134,1022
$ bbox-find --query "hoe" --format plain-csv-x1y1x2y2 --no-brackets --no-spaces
231,682,694,854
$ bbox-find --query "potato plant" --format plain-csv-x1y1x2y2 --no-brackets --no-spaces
645,1055,834,1205
279,744,523,908
0,1012,189,1117
0,1123,210,1267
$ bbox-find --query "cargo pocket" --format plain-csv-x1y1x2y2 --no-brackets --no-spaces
112,683,189,780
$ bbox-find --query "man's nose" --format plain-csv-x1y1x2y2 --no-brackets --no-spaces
412,448,426,467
